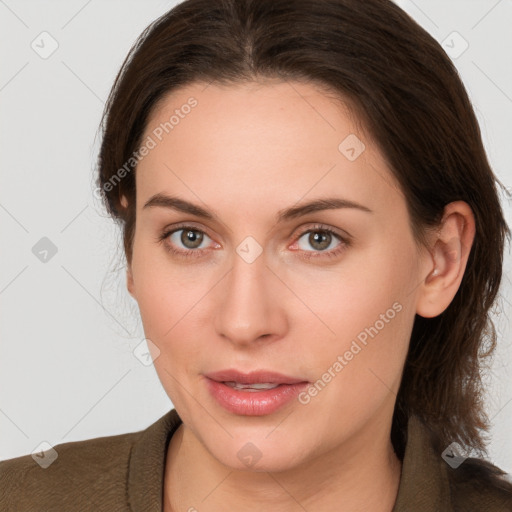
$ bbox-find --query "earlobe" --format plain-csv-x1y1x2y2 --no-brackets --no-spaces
416,201,475,318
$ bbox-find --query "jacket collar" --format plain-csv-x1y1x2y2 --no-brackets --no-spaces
127,409,452,511
392,415,452,511
128,408,182,511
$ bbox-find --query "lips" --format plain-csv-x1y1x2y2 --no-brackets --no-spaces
204,369,310,416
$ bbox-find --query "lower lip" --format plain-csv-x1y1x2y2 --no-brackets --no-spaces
205,378,309,416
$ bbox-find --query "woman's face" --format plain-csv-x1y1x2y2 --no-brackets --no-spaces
127,80,432,471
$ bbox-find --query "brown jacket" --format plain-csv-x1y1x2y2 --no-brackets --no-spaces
1,409,511,511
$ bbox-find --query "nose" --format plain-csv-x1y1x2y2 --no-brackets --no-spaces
213,245,288,348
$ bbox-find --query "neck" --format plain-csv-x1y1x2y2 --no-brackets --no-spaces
164,413,402,512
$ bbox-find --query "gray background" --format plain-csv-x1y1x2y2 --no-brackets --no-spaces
1,0,511,474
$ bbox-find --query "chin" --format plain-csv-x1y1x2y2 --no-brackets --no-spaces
218,447,302,473
201,428,310,473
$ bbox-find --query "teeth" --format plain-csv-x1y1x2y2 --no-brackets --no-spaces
224,381,281,391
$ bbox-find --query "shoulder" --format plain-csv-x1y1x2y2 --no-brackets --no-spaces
397,415,512,511
0,409,181,511
447,456,512,511
0,428,141,511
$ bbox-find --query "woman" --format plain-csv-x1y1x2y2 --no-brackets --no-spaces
1,0,511,510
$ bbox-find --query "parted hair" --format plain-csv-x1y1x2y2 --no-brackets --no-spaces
96,0,510,473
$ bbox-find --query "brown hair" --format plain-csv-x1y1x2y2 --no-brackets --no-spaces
97,0,510,464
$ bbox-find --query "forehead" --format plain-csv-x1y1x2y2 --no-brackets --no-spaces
135,80,402,216
145,79,359,159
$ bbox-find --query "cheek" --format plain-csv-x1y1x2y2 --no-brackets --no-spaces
294,298,413,448
134,276,208,379
284,239,416,343
129,259,202,407
292,243,417,410
133,266,207,408
129,240,217,384
130,235,210,338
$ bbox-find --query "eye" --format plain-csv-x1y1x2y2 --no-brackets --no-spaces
291,224,350,260
297,229,340,252
169,228,210,250
157,225,219,259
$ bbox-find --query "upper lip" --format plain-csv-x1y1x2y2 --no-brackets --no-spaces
205,369,308,385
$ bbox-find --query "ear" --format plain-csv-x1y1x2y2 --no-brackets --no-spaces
127,263,136,300
120,194,136,299
416,201,476,318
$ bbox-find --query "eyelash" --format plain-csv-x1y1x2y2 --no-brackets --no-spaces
156,223,350,261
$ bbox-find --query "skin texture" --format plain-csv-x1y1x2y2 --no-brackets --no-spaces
124,79,475,511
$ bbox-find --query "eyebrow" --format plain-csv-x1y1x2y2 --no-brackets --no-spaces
143,193,373,222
